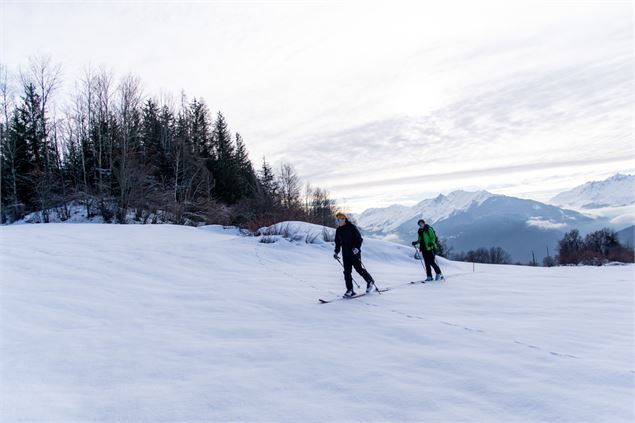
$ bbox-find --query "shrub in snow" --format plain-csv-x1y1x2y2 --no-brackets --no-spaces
543,256,556,267
321,227,335,243
259,235,277,244
305,232,321,244
256,221,337,245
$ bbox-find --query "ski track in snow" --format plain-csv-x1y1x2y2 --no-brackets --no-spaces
353,294,585,362
322,276,586,364
255,239,625,371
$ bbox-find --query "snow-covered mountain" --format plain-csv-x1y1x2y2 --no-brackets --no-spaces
550,173,634,209
357,190,493,233
356,190,603,263
1,223,632,422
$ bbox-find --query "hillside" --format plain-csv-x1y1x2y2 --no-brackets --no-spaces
617,225,634,248
1,223,633,422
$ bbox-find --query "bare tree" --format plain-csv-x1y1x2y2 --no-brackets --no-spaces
77,66,94,192
278,162,301,211
115,73,143,216
303,181,313,217
21,56,62,174
94,66,115,196
21,55,62,134
489,246,512,264
309,187,336,226
0,63,14,123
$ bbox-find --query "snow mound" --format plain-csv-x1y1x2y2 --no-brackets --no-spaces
257,221,434,266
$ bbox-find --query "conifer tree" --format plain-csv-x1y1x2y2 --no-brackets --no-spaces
156,104,175,186
140,99,165,182
234,132,257,198
2,84,46,208
189,98,211,158
210,112,240,204
257,157,278,211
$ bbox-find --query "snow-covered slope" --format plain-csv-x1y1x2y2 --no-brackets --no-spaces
1,223,633,422
551,173,634,209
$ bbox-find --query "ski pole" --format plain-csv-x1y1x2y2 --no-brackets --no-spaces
358,258,382,294
335,256,361,288
414,245,427,274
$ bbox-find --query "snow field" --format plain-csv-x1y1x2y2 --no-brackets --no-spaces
1,223,633,422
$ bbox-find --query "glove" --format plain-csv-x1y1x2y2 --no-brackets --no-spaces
427,244,435,250
352,248,360,255
411,241,417,246
333,253,339,259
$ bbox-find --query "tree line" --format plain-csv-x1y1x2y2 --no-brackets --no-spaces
436,227,633,266
0,57,337,228
448,246,513,265
555,228,633,266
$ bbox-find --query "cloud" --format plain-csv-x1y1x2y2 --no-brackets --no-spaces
4,2,632,213
331,156,630,191
280,31,633,211
378,233,403,243
610,214,635,226
526,218,568,230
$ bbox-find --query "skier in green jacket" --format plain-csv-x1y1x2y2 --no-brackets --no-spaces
412,219,443,281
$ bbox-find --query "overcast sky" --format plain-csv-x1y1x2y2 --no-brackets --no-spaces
2,0,633,212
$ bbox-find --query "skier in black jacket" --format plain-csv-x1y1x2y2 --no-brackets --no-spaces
333,212,376,297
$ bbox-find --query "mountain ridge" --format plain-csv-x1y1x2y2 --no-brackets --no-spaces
355,189,608,262
550,173,634,210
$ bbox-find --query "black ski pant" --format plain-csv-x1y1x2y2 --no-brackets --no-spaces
342,253,374,291
422,250,442,277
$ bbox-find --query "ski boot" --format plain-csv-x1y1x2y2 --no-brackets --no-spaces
366,281,375,294
424,276,433,282
343,289,356,298
435,273,444,281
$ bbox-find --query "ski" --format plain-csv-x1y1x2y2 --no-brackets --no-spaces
410,277,445,284
318,288,390,304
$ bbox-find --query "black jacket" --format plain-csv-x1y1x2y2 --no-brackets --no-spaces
334,221,363,257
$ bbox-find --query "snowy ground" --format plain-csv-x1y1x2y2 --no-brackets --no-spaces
1,223,633,422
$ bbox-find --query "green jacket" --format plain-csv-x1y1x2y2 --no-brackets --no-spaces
413,225,437,251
